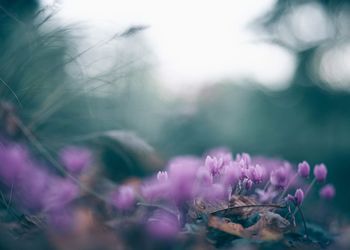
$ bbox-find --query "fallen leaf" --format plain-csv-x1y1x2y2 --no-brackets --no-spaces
208,216,246,238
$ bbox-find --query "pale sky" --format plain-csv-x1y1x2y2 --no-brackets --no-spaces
42,0,297,96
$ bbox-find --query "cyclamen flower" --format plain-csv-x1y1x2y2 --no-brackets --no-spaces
319,184,335,199
207,147,233,165
196,167,213,186
248,164,264,183
200,183,226,202
270,167,290,188
44,179,79,212
141,181,170,202
314,164,327,182
298,161,310,178
205,155,224,176
157,171,168,182
236,153,251,167
168,161,198,203
111,185,135,210
19,167,50,211
147,210,180,239
0,144,28,186
59,146,92,175
294,189,304,206
221,162,241,187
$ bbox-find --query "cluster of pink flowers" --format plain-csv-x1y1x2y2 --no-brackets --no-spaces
111,148,335,238
0,141,92,230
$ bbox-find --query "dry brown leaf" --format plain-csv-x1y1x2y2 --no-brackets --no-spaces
211,195,258,218
208,216,246,238
246,212,291,241
208,211,291,241
187,198,228,220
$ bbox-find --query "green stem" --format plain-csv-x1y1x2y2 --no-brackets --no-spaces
305,178,316,197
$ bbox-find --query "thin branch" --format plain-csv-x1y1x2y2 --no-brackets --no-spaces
212,204,286,215
0,77,22,108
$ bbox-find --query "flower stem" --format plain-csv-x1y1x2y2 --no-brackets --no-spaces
278,173,297,202
292,178,316,216
263,180,270,191
305,178,316,197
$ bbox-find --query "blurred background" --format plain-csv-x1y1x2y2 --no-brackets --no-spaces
1,0,350,214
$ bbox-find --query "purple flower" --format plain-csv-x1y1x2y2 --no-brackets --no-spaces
314,164,327,182
294,189,304,206
111,185,135,210
0,144,28,186
205,156,224,176
147,210,180,239
236,153,251,167
221,162,241,187
18,167,50,211
199,183,226,202
59,146,92,175
319,184,335,199
168,160,198,203
270,167,290,188
206,147,233,165
240,166,249,180
196,167,213,186
248,164,264,183
43,179,79,212
157,171,168,182
298,161,310,178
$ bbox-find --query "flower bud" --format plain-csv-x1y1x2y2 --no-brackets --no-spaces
294,189,304,206
298,161,310,178
319,184,335,199
314,164,327,182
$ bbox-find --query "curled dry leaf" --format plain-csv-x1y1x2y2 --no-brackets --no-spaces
245,211,291,241
208,212,291,241
207,194,291,242
208,216,246,238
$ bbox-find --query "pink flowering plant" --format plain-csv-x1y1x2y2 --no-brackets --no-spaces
0,103,340,249
107,148,336,248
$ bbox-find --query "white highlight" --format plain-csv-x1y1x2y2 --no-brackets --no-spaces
43,0,296,95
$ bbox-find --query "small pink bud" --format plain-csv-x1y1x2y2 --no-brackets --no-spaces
298,161,310,178
294,189,304,206
314,164,327,182
319,184,335,199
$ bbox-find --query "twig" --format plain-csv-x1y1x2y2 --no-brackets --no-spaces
0,77,22,108
212,204,285,216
